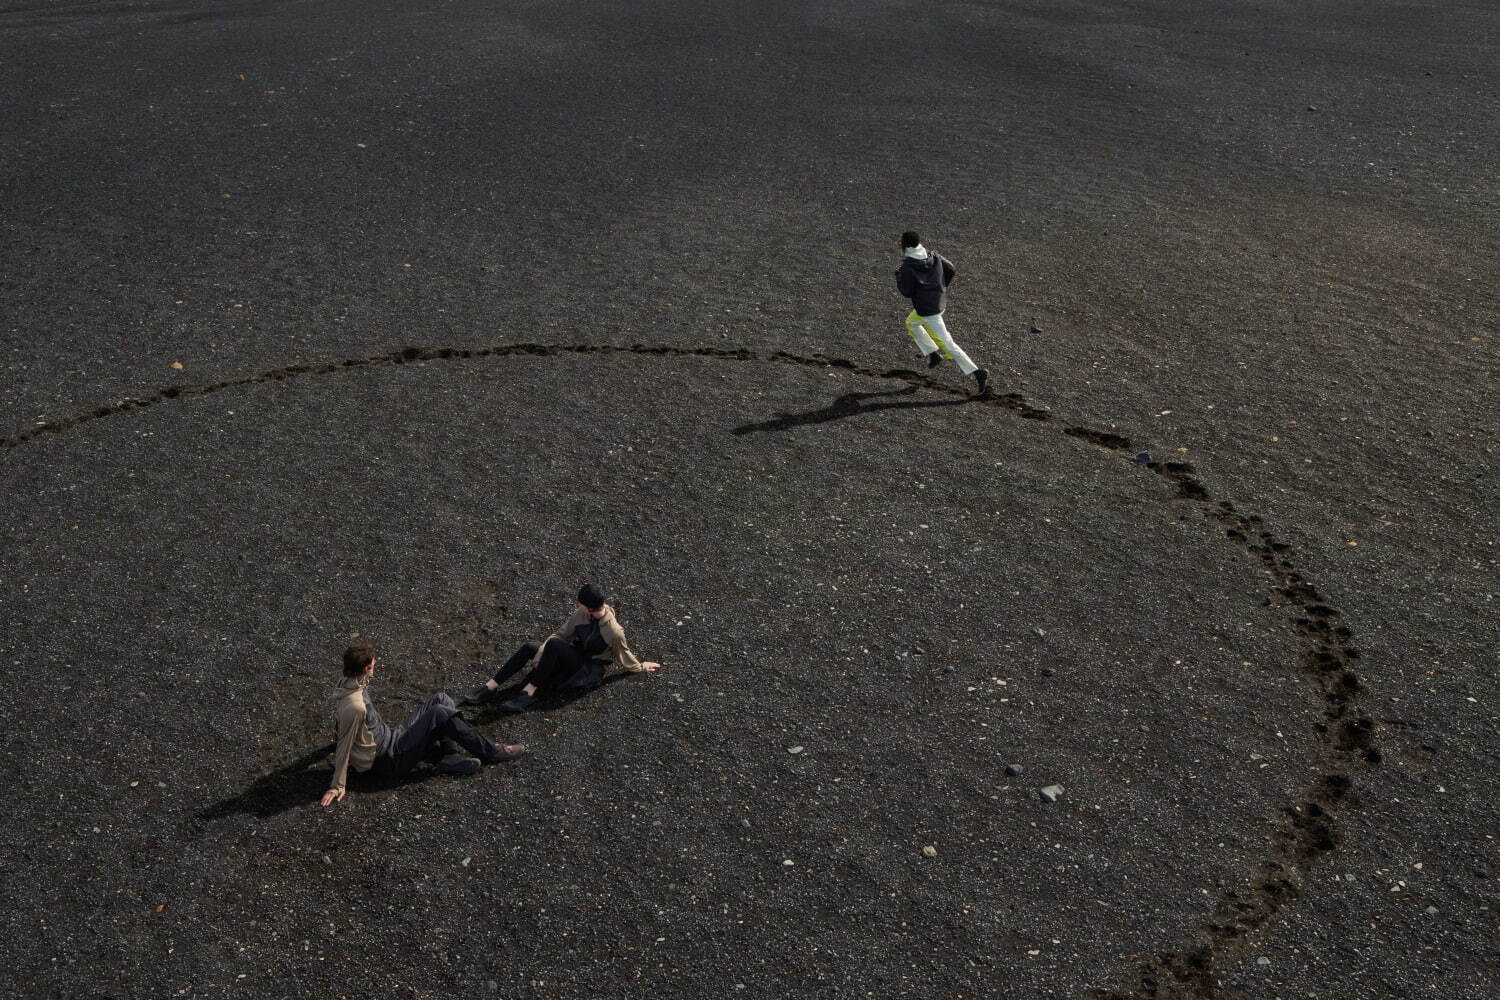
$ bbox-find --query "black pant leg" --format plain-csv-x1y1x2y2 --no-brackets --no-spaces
440,713,501,763
426,737,464,764
522,637,586,692
376,692,457,775
491,641,541,686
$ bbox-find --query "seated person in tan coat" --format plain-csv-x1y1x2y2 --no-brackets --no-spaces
321,642,524,808
462,583,660,713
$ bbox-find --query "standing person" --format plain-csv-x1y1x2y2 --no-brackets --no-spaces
462,583,661,713
895,230,989,395
320,642,525,808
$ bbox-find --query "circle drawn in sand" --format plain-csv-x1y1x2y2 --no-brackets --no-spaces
0,344,1376,999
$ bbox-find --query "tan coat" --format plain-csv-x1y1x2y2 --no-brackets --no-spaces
533,604,645,672
328,676,378,794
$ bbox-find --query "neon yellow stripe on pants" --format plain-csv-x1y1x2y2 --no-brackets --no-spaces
906,311,951,358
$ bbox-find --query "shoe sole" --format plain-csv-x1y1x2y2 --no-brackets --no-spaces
437,761,481,776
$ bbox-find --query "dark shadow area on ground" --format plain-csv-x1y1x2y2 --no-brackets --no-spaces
199,741,475,820
731,385,976,435
199,743,336,820
465,670,634,721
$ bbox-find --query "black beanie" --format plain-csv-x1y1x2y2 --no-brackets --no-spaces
577,583,606,611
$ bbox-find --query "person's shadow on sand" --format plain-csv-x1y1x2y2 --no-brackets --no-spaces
198,743,449,821
199,744,337,820
731,384,975,435
465,670,635,720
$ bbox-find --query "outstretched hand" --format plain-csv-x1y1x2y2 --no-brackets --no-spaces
640,661,661,673
320,788,345,807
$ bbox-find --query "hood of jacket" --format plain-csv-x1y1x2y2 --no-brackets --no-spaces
331,674,369,705
900,252,944,289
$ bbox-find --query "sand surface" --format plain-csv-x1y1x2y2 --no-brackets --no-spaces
1,1,1496,998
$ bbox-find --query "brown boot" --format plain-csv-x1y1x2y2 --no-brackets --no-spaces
485,743,527,764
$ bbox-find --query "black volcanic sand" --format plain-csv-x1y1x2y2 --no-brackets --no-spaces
1,1,1497,999
3,354,1322,998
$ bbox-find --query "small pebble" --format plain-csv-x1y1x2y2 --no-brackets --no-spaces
1256,956,1271,966
787,746,804,754
1131,450,1151,464
783,859,794,866
1005,764,1024,777
1425,905,1439,915
461,857,471,867
922,845,938,858
1039,785,1065,803
942,665,955,674
1032,627,1046,638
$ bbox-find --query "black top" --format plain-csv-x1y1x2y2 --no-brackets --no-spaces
572,619,609,659
895,251,957,317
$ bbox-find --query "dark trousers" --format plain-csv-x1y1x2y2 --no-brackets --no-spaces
492,638,604,693
372,692,499,775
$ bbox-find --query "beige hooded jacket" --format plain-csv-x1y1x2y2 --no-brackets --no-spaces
531,604,645,672
328,676,378,795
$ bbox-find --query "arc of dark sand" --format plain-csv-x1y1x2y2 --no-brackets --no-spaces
0,342,1381,999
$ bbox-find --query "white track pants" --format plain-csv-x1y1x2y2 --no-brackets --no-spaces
905,310,977,375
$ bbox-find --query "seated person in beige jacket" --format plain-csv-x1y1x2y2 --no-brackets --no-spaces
321,642,524,807
462,583,660,713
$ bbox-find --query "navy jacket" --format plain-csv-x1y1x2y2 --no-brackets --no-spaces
896,252,956,317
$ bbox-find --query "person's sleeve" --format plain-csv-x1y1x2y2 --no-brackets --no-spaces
942,257,956,286
328,709,363,795
605,620,645,672
896,267,915,297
